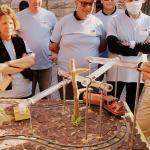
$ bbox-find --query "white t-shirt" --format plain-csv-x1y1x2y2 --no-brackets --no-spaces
95,8,123,33
51,13,106,72
17,8,57,70
95,8,123,57
107,12,150,82
0,40,32,98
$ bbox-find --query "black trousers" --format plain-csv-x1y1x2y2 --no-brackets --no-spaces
107,81,144,112
32,68,52,98
57,75,83,100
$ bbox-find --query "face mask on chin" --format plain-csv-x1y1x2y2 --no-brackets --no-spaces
126,1,142,15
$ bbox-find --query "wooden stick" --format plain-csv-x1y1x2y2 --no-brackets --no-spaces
70,59,79,117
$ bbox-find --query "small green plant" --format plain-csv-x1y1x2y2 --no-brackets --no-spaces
71,115,81,126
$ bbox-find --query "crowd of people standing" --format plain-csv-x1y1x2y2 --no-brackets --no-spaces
0,0,150,138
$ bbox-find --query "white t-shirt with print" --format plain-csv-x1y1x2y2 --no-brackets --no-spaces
17,8,57,70
51,13,106,72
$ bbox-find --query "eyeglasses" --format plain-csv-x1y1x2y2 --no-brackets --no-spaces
79,1,95,7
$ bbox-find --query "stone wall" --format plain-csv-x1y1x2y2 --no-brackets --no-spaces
0,0,75,19
0,0,124,19
48,0,75,19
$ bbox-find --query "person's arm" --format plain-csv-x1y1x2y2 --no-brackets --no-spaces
8,53,35,69
0,53,35,75
107,35,150,56
49,41,59,62
99,23,107,53
49,19,62,53
99,39,107,53
134,42,150,54
0,63,23,75
107,16,150,56
107,35,139,56
141,61,150,80
106,17,138,56
49,19,62,61
49,41,59,54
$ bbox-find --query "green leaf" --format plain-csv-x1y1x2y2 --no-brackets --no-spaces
0,107,4,113
71,115,81,126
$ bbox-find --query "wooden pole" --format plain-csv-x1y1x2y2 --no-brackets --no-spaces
70,59,79,118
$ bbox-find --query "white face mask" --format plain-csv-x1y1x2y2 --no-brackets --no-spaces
126,1,142,15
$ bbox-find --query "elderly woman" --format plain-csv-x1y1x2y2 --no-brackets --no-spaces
0,5,35,98
49,0,106,100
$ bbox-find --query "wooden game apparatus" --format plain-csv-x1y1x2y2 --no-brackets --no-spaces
12,56,148,149
12,57,119,121
0,57,149,149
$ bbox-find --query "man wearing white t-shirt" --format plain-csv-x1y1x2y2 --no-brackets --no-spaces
107,0,150,112
49,0,106,100
17,0,57,97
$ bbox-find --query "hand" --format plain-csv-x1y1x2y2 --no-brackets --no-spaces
121,40,130,46
145,37,150,43
58,69,71,79
0,62,24,74
1,63,9,68
23,52,35,56
141,61,150,81
49,52,57,64
143,72,150,81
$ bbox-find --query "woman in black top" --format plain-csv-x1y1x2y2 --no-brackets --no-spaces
0,5,35,98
